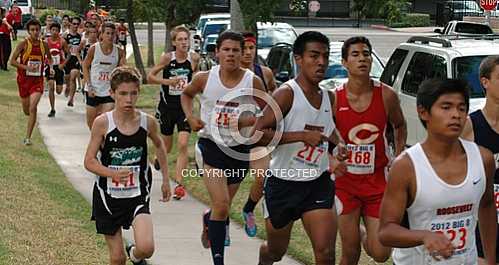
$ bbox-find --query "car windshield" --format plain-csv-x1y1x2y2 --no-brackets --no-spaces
198,18,208,31
203,24,227,38
453,56,486,98
258,28,297,48
16,0,28,5
452,1,479,10
324,51,384,79
455,23,492,34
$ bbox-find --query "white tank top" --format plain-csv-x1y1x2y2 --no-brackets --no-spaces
393,139,486,265
90,42,119,97
198,65,255,146
269,79,335,181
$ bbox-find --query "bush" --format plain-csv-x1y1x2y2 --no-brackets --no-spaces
389,13,431,28
39,8,79,25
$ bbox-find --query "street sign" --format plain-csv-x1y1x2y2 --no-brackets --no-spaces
308,0,320,12
480,0,498,11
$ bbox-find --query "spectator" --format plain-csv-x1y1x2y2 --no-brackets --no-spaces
0,7,12,70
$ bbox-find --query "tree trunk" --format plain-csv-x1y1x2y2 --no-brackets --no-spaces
230,0,245,32
127,0,147,84
147,16,154,67
164,1,176,53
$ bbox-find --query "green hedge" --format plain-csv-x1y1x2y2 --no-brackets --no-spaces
38,8,79,25
389,13,431,28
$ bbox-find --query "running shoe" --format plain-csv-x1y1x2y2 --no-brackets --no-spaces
23,138,32,146
67,101,74,107
242,211,257,237
48,110,56,117
125,243,148,265
173,184,186,200
201,209,210,248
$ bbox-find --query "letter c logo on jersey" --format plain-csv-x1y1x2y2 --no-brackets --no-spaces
348,123,379,145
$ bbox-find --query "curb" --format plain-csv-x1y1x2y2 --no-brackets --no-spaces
370,24,396,31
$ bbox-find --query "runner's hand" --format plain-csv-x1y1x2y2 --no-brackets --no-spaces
166,76,181,87
303,130,328,146
58,64,64,71
112,169,131,185
329,155,347,178
335,142,348,161
160,182,171,202
423,231,455,260
49,68,55,76
187,116,205,132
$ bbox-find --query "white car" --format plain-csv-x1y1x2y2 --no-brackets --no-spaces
257,22,298,60
379,35,498,145
201,19,230,42
196,13,230,37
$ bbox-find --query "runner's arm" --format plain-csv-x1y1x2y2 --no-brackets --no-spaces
43,41,53,65
379,154,430,247
9,40,27,70
117,47,126,66
147,115,170,187
477,146,497,264
191,52,200,73
146,52,177,86
181,71,208,120
460,117,475,141
384,86,407,156
261,65,277,93
82,45,95,89
238,75,267,129
60,39,70,67
84,115,121,179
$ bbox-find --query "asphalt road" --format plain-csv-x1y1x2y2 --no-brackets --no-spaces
133,27,433,62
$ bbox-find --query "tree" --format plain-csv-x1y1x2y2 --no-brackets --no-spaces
126,0,147,83
238,0,282,32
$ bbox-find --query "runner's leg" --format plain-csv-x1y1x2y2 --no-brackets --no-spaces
131,213,155,260
338,208,362,265
258,219,294,265
26,92,42,139
104,229,127,265
302,208,337,265
362,215,391,262
48,79,55,111
175,131,190,185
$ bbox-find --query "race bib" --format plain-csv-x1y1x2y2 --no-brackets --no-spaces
26,60,42,76
212,100,239,136
70,45,79,55
168,75,188,95
106,165,141,199
52,54,60,65
495,184,499,224
346,144,375,174
426,216,475,265
98,71,110,81
293,143,327,168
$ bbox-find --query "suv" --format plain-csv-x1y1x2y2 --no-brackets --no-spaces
434,20,494,35
379,35,499,145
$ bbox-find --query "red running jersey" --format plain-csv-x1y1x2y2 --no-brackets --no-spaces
335,80,389,175
47,37,65,65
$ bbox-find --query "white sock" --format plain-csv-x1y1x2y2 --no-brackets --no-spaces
129,246,141,262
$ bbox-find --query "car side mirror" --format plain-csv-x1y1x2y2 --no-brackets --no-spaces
276,71,290,82
434,28,443,34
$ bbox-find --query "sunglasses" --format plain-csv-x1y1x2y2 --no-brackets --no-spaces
72,22,79,25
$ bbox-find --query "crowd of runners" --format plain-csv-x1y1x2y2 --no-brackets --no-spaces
6,7,498,265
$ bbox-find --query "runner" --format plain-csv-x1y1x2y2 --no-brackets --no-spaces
181,30,266,265
147,25,199,200
83,22,125,129
116,18,128,53
45,21,68,117
6,1,20,40
63,16,82,106
41,14,53,40
335,36,407,264
61,14,70,34
462,55,499,265
84,66,172,265
239,31,276,237
379,78,497,264
10,18,52,145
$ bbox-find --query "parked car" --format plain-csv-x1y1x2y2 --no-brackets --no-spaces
379,35,499,145
434,20,494,35
201,20,230,43
266,41,384,89
195,13,230,37
257,22,298,60
16,0,34,26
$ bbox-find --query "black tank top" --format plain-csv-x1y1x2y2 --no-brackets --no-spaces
65,32,81,62
97,111,152,198
470,110,499,183
160,51,193,109
254,64,268,92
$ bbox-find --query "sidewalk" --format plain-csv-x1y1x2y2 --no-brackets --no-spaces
370,24,437,33
37,92,303,265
